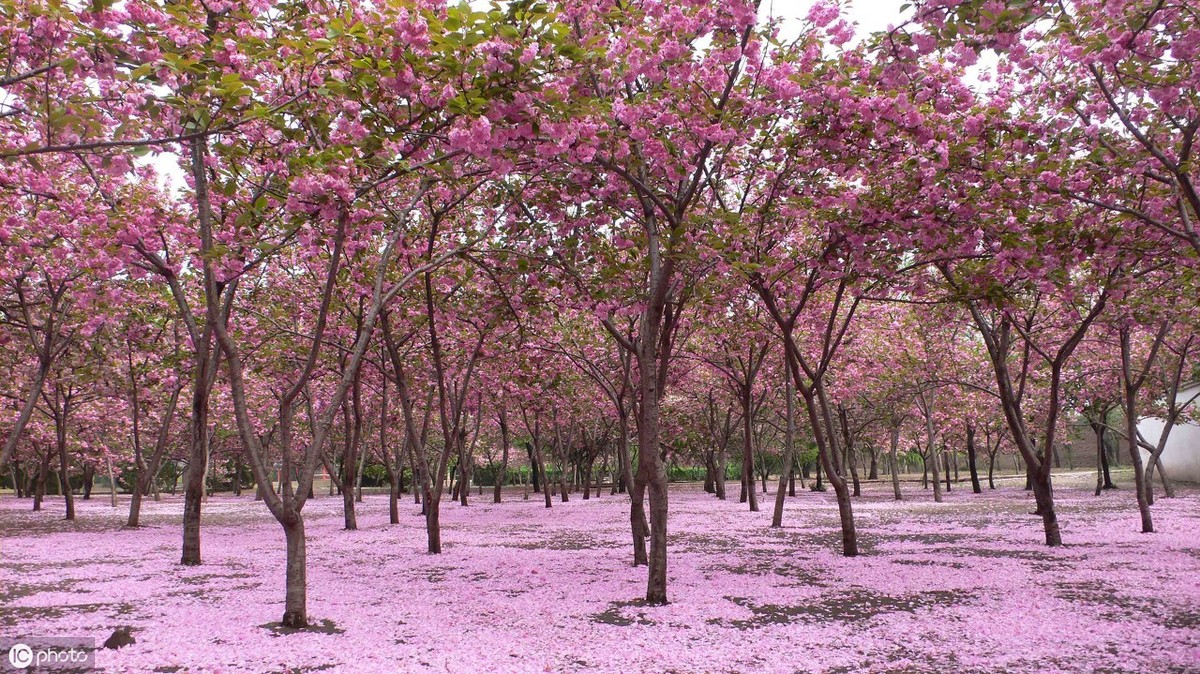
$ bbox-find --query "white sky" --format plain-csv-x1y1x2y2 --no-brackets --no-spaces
767,0,908,37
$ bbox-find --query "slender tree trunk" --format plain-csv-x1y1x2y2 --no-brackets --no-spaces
943,450,952,493
929,445,943,503
847,446,860,497
182,375,212,565
839,407,861,497
715,440,727,500
966,426,981,494
618,412,648,566
107,457,117,507
1123,372,1154,533
1100,439,1114,488
771,376,795,528
703,451,715,493
341,403,358,531
387,470,400,524
741,391,758,512
553,423,569,503
33,443,50,511
583,452,593,501
56,408,75,521
809,385,856,556
1092,420,1114,496
889,424,902,500
181,137,223,568
380,369,399,525
527,443,540,493
1155,455,1174,498
495,408,510,504
355,444,366,504
531,437,552,509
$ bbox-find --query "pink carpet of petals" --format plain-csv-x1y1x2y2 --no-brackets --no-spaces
2,480,1198,673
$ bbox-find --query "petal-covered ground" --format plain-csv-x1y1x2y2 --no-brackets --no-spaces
2,474,1198,673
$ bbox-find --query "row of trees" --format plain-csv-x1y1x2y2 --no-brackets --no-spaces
1,0,1196,627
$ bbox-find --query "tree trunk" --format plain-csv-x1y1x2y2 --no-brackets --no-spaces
181,376,211,565
847,446,861,497
0,355,51,468
495,408,510,504
1123,384,1154,533
929,445,943,503
555,430,570,504
107,457,117,508
583,456,592,501
1155,455,1174,498
425,495,442,553
942,450,952,493
531,439,552,509
839,408,861,498
703,451,715,493
741,392,758,512
354,446,366,504
618,412,648,566
889,424,903,501
82,465,94,500
771,376,795,528
1030,467,1062,546
56,414,75,521
33,444,50,511
341,405,358,531
966,426,982,494
527,443,540,493
388,471,400,525
281,517,307,628
1100,439,1114,489
715,440,727,500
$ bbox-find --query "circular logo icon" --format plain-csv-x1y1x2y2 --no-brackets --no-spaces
7,643,33,669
